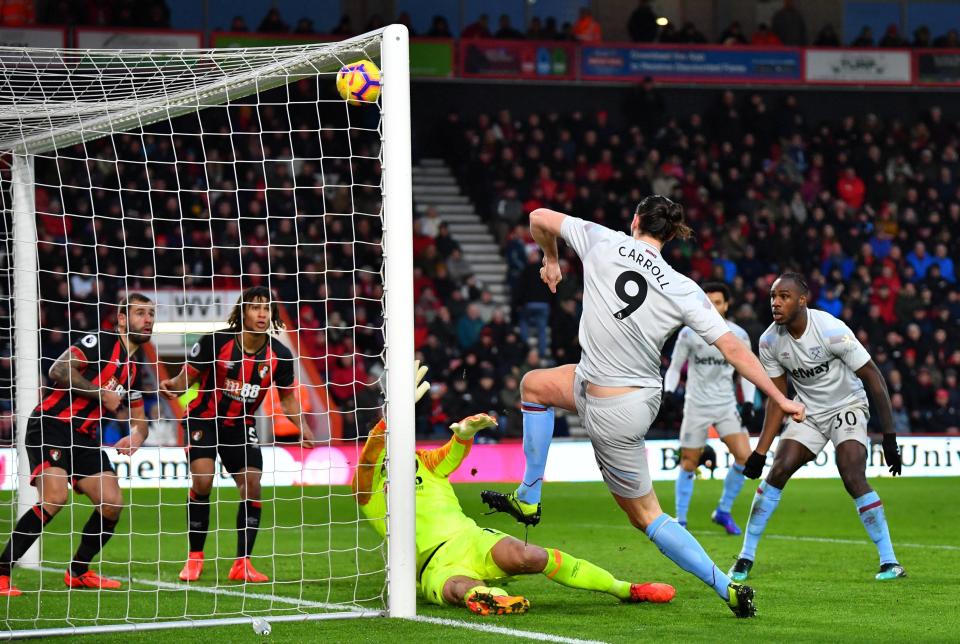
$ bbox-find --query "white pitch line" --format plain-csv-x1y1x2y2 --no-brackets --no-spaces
408,615,607,644
35,565,606,643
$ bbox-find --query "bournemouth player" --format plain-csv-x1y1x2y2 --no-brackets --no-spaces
354,363,675,615
160,286,314,583
482,197,806,617
730,273,905,582
0,294,155,595
663,282,756,534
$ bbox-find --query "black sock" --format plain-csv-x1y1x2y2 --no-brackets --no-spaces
70,510,117,576
0,505,52,576
236,500,262,559
188,491,211,554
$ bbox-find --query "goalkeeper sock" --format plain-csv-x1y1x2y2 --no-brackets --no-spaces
515,402,554,505
70,510,117,576
675,469,695,524
187,490,211,553
542,548,631,600
0,504,52,576
739,481,782,561
718,463,746,513
855,491,897,565
646,514,731,600
236,500,262,558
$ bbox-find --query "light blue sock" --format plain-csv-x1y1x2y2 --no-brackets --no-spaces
718,464,746,513
646,514,731,600
855,491,897,565
739,481,782,561
515,402,555,505
675,470,695,523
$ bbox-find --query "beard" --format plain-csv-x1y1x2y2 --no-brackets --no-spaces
127,328,152,345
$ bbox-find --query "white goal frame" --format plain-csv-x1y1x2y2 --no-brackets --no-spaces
1,23,416,637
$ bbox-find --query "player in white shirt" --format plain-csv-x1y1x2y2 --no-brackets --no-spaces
482,196,806,617
730,273,905,582
664,282,756,535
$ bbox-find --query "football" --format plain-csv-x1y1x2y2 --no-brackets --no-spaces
336,59,381,105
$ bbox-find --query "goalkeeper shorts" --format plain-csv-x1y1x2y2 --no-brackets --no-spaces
679,402,745,449
419,526,509,606
574,371,661,499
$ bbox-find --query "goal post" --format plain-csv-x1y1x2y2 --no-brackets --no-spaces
0,24,415,638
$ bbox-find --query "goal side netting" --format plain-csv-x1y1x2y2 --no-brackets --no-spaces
0,24,415,638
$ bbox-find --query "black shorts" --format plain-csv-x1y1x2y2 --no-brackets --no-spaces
186,417,263,474
25,415,114,488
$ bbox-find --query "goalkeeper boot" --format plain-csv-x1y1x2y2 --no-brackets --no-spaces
625,582,676,604
0,576,21,597
875,563,906,581
729,557,753,582
65,569,122,590
228,557,269,583
179,552,205,582
480,490,541,527
711,509,743,536
726,582,756,618
465,586,530,616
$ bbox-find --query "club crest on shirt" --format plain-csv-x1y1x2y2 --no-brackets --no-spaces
259,364,269,378
224,361,235,370
48,448,61,462
191,430,203,442
808,346,824,360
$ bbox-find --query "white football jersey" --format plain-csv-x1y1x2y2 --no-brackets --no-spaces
665,321,757,410
759,308,871,417
560,216,729,388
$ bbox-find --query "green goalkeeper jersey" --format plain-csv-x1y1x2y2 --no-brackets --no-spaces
353,419,478,574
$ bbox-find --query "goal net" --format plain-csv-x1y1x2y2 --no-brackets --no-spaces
0,25,415,638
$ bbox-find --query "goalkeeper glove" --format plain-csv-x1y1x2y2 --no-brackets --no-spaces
414,360,430,404
743,450,766,479
882,433,902,476
450,413,496,441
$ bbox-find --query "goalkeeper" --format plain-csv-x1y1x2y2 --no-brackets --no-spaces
352,364,676,615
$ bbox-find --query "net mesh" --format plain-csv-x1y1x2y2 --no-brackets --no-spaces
0,32,392,634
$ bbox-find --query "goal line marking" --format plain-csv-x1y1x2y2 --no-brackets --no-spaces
32,565,607,643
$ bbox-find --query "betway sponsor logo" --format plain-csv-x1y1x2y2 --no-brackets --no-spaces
693,356,727,366
791,362,829,380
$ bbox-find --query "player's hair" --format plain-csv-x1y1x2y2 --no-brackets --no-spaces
227,285,285,332
635,195,693,241
776,271,810,296
702,281,732,302
117,292,153,317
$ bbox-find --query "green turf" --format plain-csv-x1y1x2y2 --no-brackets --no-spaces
1,477,957,642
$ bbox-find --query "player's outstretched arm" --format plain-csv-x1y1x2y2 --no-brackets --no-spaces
713,332,805,422
529,208,566,292
856,360,902,476
158,366,197,400
352,419,386,505
422,413,496,478
663,331,689,394
278,386,315,448
743,375,788,479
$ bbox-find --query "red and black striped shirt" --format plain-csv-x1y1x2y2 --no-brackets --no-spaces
37,332,144,439
186,331,295,426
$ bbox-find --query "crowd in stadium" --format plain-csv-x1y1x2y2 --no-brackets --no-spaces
417,90,960,437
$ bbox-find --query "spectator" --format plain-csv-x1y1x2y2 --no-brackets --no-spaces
462,14,490,39
330,14,353,36
456,303,485,351
628,0,658,43
515,249,552,358
933,243,956,283
751,23,781,46
446,247,472,282
677,21,707,44
913,25,931,48
771,0,806,45
257,8,288,33
498,373,522,437
572,7,602,42
293,17,314,34
891,393,911,433
526,16,544,40
933,28,959,48
494,14,523,39
879,24,907,48
229,15,248,32
426,15,452,38
837,167,865,210
851,26,874,47
718,21,748,46
929,389,960,434
420,206,443,238
814,24,840,46
907,242,935,281
397,11,415,36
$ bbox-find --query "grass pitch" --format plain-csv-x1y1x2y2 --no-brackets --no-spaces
1,476,956,643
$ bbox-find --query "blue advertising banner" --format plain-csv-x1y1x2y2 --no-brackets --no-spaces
581,46,802,83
